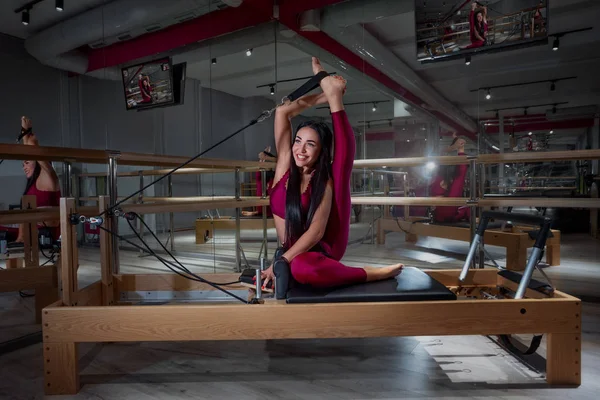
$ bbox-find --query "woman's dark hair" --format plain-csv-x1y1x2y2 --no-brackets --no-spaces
475,10,485,38
23,161,41,195
439,165,457,189
284,120,333,246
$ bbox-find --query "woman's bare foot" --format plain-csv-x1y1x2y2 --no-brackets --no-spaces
364,263,404,282
312,57,346,99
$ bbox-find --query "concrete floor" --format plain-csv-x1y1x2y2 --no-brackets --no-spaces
1,224,599,399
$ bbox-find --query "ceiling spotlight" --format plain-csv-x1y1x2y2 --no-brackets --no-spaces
465,55,471,65
22,10,30,25
528,132,533,136
55,0,64,11
550,130,554,134
372,103,377,112
211,58,217,64
426,161,435,170
407,139,410,143
270,85,275,95
552,37,559,51
246,48,253,56
485,89,491,100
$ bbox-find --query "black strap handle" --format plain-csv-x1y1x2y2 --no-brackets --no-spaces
285,71,331,103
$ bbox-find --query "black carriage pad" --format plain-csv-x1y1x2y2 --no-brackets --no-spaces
285,267,456,304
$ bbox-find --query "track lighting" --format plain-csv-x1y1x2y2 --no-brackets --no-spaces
465,55,471,65
485,89,491,100
55,0,64,12
372,103,377,112
22,9,29,25
552,37,559,51
211,58,217,65
246,48,253,56
550,130,554,134
270,85,275,95
528,132,533,136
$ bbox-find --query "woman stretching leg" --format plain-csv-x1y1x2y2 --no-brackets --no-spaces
261,58,402,289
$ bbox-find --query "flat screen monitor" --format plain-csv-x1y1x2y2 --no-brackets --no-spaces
122,57,174,110
415,0,549,62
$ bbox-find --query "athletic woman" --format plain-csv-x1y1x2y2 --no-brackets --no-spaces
0,116,61,243
430,135,470,223
466,1,488,49
260,57,403,290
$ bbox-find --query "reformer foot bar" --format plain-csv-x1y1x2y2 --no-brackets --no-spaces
42,200,581,395
459,211,553,299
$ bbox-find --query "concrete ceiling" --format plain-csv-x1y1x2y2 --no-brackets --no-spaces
1,0,597,151
1,0,107,39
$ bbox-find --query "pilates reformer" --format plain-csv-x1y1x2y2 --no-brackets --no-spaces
7,71,588,395
41,203,581,395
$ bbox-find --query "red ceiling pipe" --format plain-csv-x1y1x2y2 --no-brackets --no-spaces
87,0,273,71
86,0,350,72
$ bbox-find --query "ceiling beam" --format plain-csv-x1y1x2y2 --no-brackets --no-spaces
277,13,476,140
87,0,274,72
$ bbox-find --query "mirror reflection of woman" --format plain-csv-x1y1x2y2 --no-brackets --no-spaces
466,1,488,49
15,117,61,243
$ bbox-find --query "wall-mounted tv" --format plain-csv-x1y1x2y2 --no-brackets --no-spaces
415,0,549,63
122,57,174,111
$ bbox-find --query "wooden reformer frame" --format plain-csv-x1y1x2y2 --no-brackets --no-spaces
40,195,582,396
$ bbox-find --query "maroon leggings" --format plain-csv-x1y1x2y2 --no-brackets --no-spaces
290,252,366,289
287,110,367,289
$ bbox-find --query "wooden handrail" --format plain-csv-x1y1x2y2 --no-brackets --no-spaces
0,143,275,170
3,144,599,170
478,149,600,164
0,206,98,225
354,155,469,168
121,198,269,215
77,167,258,178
